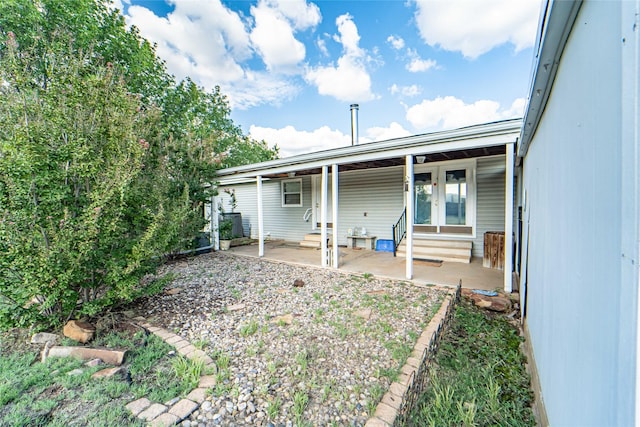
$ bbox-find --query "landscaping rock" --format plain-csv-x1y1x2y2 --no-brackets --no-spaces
63,320,96,343
44,346,127,365
91,366,124,379
30,332,59,345
67,368,84,376
470,294,512,312
293,279,305,287
85,358,103,367
354,308,372,321
227,303,246,312
165,288,182,295
270,313,293,325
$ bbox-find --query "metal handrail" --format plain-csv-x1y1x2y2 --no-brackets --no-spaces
392,208,407,257
303,208,312,222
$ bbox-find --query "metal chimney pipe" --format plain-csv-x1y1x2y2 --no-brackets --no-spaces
350,104,359,146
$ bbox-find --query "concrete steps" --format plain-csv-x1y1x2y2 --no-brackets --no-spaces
396,238,472,263
300,233,331,249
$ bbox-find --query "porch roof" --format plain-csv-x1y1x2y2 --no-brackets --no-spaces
218,118,521,184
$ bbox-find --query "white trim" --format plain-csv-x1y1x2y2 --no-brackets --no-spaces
321,166,329,268
413,158,478,238
504,144,514,293
332,164,339,269
218,120,521,183
406,155,414,280
281,178,303,207
257,176,264,257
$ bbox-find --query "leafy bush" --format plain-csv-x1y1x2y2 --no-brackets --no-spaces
0,0,279,330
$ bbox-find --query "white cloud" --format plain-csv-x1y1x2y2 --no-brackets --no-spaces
364,122,412,141
390,84,422,97
317,38,329,56
250,2,307,71
305,13,375,102
249,125,351,157
270,0,321,30
405,96,526,130
122,0,313,109
412,0,542,59
225,71,301,110
125,1,250,86
407,58,437,72
250,121,413,157
387,35,405,50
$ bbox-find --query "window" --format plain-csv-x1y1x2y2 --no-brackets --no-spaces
281,179,302,207
413,160,476,236
445,169,466,225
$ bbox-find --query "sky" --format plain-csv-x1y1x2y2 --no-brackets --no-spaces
113,0,543,158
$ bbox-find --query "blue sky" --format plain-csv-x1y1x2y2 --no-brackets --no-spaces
114,0,542,157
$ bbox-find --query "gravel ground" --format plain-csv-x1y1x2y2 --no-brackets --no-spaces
132,251,447,427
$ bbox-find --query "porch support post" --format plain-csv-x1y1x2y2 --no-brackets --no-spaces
321,165,329,267
212,196,219,251
405,155,414,280
331,164,339,268
257,175,264,257
504,144,514,293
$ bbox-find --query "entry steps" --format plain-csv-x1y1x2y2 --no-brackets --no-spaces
300,233,332,249
396,238,472,263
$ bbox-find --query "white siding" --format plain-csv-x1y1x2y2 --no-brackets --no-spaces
220,160,508,253
521,2,636,425
218,177,313,241
335,166,404,245
219,167,405,245
474,156,506,258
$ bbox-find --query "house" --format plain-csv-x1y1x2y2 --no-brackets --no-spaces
516,0,640,425
210,0,640,424
212,119,520,292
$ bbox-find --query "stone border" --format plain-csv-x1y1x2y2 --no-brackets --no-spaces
364,285,461,427
124,317,218,426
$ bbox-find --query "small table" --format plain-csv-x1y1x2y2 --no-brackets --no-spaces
347,235,377,250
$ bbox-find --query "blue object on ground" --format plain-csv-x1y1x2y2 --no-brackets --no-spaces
472,289,499,297
376,239,394,252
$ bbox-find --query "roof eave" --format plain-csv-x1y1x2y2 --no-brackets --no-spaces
217,119,521,182
518,0,583,158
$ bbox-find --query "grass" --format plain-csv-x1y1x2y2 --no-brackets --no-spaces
0,329,194,426
238,319,259,337
407,300,535,427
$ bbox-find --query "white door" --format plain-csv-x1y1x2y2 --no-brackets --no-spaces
413,161,475,235
313,175,332,228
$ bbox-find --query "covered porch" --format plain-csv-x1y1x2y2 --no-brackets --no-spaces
225,240,503,291
213,120,520,293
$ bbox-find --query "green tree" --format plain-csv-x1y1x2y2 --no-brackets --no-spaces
0,39,183,327
0,0,278,328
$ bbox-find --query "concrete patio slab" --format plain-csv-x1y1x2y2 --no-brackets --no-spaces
226,240,503,291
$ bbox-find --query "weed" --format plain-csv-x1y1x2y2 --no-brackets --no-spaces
239,319,259,337
292,390,309,423
408,301,535,426
295,349,309,370
266,396,282,420
171,356,204,390
313,292,322,301
363,272,374,281
192,338,208,350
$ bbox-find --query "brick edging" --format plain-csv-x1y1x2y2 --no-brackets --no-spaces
125,317,218,426
364,285,461,427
